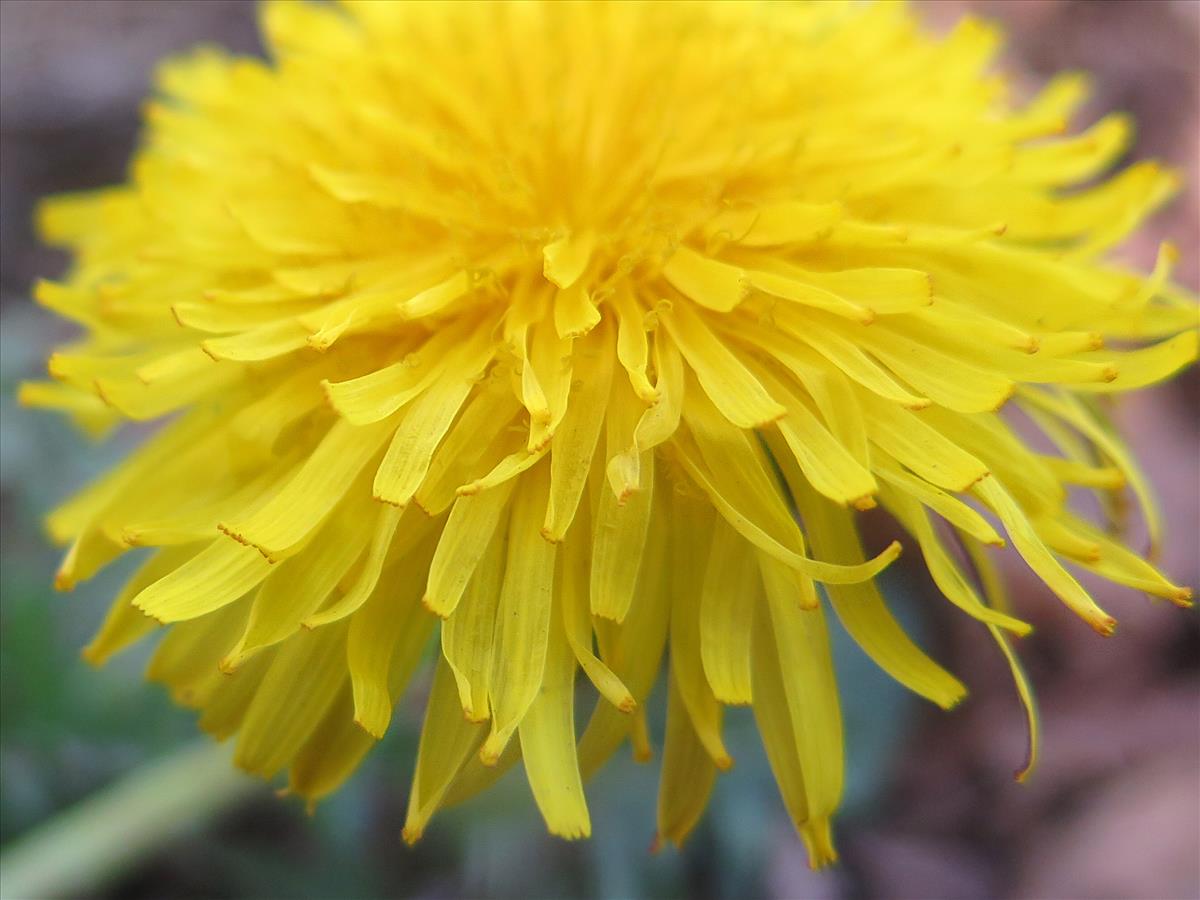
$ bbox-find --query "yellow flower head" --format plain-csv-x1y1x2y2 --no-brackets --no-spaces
24,0,1197,866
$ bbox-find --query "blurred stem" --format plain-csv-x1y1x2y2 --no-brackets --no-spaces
0,739,261,899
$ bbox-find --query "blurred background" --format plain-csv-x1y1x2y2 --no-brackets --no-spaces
0,1,1196,898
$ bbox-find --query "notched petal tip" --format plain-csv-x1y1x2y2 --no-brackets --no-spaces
1168,586,1194,609
352,715,387,741
14,383,38,408
419,593,451,620
992,381,1018,411
539,526,565,544
751,404,789,429
316,379,338,411
119,527,147,547
479,730,510,767
801,818,839,870
461,705,490,724
79,645,108,667
216,523,282,563
940,683,970,711
959,468,992,493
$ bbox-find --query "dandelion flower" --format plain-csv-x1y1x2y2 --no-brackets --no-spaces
23,1,1197,866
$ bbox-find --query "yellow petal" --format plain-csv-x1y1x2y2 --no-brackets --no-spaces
442,525,507,721
303,505,407,628
666,492,732,767
748,359,877,507
758,553,844,826
145,598,250,704
518,589,591,839
289,688,377,803
577,516,671,779
132,537,272,623
656,673,719,849
859,391,989,492
882,484,1032,635
554,281,601,339
1074,331,1198,393
750,332,871,469
776,307,928,409
425,482,516,618
347,533,438,737
222,500,374,669
200,321,309,362
605,332,686,495
47,410,214,544
322,320,476,425
752,604,837,869
874,454,1005,547
402,656,486,844
676,390,901,584
84,548,194,664
560,504,636,713
54,530,127,592
195,651,274,741
611,285,658,403
975,476,1116,635
962,541,1040,782
235,622,348,778
220,418,394,561
544,325,613,540
785,467,966,709
398,271,472,318
17,379,117,438
1063,514,1191,605
456,442,548,497
699,516,758,705
526,320,574,451
1020,388,1163,554
372,344,495,506
481,461,557,763
661,296,785,428
543,230,595,289
415,375,521,516
845,320,1015,413
590,384,655,621
705,200,842,248
662,245,749,313
748,268,874,323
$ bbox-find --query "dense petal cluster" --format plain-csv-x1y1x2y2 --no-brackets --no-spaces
24,1,1196,866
